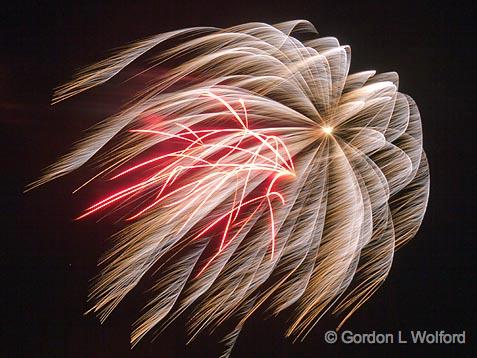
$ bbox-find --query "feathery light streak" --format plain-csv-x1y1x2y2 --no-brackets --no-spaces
30,20,430,356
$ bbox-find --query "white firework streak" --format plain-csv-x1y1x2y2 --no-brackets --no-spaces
29,20,430,355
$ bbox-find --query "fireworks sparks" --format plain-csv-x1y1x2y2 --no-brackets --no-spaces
79,91,294,270
30,20,429,356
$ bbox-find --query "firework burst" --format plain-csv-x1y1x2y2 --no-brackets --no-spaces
30,20,429,355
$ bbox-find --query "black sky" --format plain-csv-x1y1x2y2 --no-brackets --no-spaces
2,1,475,357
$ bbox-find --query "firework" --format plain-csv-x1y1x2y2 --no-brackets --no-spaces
30,20,429,355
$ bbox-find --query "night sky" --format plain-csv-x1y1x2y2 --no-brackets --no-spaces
2,1,475,357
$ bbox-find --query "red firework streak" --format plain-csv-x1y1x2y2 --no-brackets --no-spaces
77,92,295,274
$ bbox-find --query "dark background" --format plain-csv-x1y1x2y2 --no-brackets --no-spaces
2,1,475,357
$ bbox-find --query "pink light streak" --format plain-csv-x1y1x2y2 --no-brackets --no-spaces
78,92,295,272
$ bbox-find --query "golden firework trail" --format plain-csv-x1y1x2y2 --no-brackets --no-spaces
30,20,429,355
